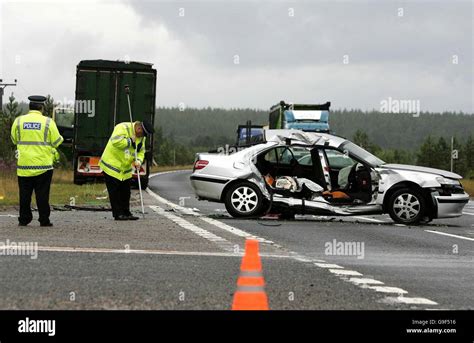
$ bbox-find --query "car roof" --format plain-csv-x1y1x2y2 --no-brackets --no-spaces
264,129,347,148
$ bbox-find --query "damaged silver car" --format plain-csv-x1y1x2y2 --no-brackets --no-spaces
190,130,469,224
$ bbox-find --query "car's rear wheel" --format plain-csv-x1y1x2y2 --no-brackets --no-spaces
224,182,265,218
388,187,426,225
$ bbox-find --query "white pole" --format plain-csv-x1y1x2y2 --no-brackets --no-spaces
125,85,145,217
450,136,454,173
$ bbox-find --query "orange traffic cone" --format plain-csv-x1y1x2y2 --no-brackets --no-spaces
232,239,269,310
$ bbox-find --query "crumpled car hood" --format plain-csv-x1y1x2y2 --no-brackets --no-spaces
380,164,462,179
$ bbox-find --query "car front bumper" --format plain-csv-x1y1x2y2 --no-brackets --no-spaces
433,192,470,218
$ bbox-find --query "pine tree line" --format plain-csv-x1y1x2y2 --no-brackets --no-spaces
1,95,473,177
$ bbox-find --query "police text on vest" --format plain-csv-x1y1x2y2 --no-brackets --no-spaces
23,122,42,130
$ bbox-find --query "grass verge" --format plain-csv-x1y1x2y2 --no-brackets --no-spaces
0,165,193,207
461,179,474,198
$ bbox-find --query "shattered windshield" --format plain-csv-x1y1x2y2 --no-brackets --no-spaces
339,141,385,167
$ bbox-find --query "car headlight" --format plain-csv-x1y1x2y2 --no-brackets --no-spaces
435,176,460,186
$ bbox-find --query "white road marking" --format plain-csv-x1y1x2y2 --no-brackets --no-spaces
362,285,408,294
149,170,441,309
380,296,438,305
146,188,199,216
348,278,384,285
0,214,16,217
200,216,276,245
353,216,385,223
35,246,238,257
149,205,234,252
147,175,280,247
0,245,294,259
425,230,474,242
314,263,344,269
329,269,363,276
462,212,474,216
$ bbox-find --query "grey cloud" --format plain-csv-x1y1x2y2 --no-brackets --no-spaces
125,0,471,72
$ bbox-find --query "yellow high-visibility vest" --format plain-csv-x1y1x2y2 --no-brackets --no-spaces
99,122,146,181
10,110,64,177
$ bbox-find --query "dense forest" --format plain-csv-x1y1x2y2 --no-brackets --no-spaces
1,95,473,178
154,106,474,178
156,107,473,150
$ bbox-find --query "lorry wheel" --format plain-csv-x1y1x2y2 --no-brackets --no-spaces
388,187,426,225
224,181,265,218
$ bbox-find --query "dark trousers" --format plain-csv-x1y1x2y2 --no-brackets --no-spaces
104,173,132,218
18,170,53,225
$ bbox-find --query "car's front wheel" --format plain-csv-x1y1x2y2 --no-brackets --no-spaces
224,182,265,218
388,187,426,225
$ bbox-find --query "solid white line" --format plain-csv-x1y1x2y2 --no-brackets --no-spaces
0,245,295,259
425,230,474,242
38,246,239,257
0,245,236,257
352,216,385,223
462,212,474,216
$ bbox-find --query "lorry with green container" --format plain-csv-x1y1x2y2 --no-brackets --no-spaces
73,60,157,188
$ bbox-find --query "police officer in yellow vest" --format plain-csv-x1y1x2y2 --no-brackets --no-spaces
10,95,64,227
100,120,154,220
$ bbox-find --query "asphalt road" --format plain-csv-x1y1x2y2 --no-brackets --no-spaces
148,170,474,310
0,169,472,310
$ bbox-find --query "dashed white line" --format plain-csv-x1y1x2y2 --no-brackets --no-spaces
147,177,280,248
348,278,384,285
149,170,442,309
313,263,344,269
425,230,474,242
200,216,276,245
146,189,199,216
362,285,408,294
329,269,363,276
149,205,234,252
380,296,438,306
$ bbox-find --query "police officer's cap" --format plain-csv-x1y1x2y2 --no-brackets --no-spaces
141,120,155,136
28,95,47,104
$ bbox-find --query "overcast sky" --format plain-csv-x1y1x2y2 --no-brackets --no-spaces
0,0,472,112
